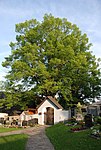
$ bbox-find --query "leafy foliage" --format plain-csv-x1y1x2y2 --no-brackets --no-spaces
1,14,101,109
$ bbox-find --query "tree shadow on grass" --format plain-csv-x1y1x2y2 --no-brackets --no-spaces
0,134,28,150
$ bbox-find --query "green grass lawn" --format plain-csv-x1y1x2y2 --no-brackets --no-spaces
0,134,28,150
0,127,22,133
46,123,101,150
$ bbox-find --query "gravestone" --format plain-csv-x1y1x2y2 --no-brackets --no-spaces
0,118,4,124
28,118,38,126
22,120,28,126
76,102,84,121
84,114,93,128
76,113,84,121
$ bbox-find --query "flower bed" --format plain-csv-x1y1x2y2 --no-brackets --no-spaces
71,126,87,132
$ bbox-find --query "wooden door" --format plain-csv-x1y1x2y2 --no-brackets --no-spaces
46,107,54,125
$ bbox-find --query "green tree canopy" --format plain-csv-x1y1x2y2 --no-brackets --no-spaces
2,14,101,109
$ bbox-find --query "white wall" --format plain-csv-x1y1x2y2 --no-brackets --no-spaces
32,114,38,119
54,109,71,124
38,99,57,112
20,114,38,121
0,113,8,118
38,99,58,125
20,99,71,125
9,116,19,122
38,99,71,125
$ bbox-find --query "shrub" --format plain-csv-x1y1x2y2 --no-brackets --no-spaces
99,125,101,131
68,117,77,123
78,120,85,127
95,116,101,125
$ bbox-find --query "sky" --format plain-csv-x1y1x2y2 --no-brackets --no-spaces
0,0,101,81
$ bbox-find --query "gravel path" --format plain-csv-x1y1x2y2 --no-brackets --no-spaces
25,126,54,150
0,126,55,150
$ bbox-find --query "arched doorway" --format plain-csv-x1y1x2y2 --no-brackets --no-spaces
44,107,54,125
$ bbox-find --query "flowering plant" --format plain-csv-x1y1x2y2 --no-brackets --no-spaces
91,128,100,139
71,126,87,132
92,129,99,135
